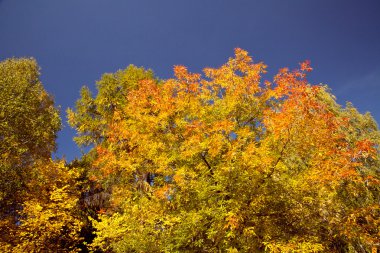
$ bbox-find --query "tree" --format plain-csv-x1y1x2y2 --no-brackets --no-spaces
0,58,61,248
76,49,380,252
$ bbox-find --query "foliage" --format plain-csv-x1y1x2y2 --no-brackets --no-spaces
1,50,379,252
67,65,156,147
66,64,158,250
0,58,62,249
13,160,83,252
74,49,380,252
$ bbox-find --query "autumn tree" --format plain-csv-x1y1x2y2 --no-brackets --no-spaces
68,49,380,253
0,58,85,252
0,58,61,248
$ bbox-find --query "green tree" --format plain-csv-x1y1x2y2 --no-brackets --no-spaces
0,58,61,248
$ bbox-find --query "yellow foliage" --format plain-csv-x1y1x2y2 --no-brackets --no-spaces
66,49,380,252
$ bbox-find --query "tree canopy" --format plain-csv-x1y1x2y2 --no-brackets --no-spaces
70,49,380,252
1,50,379,252
0,58,63,249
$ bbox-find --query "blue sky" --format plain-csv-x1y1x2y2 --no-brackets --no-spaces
1,0,379,161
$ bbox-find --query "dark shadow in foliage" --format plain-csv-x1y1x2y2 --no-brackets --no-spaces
69,158,111,253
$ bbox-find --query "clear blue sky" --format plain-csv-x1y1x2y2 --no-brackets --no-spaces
1,0,380,161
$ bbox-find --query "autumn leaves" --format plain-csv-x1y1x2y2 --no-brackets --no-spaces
1,49,379,252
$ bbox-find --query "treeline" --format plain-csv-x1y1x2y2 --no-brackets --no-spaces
0,49,379,252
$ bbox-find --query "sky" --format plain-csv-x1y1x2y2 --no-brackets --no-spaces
1,0,380,161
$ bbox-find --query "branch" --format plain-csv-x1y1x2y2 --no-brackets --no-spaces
200,152,212,174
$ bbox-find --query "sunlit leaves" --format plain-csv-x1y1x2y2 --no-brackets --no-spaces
67,65,156,147
14,161,83,252
67,49,380,252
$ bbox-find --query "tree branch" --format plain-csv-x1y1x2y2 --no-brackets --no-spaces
200,152,212,174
